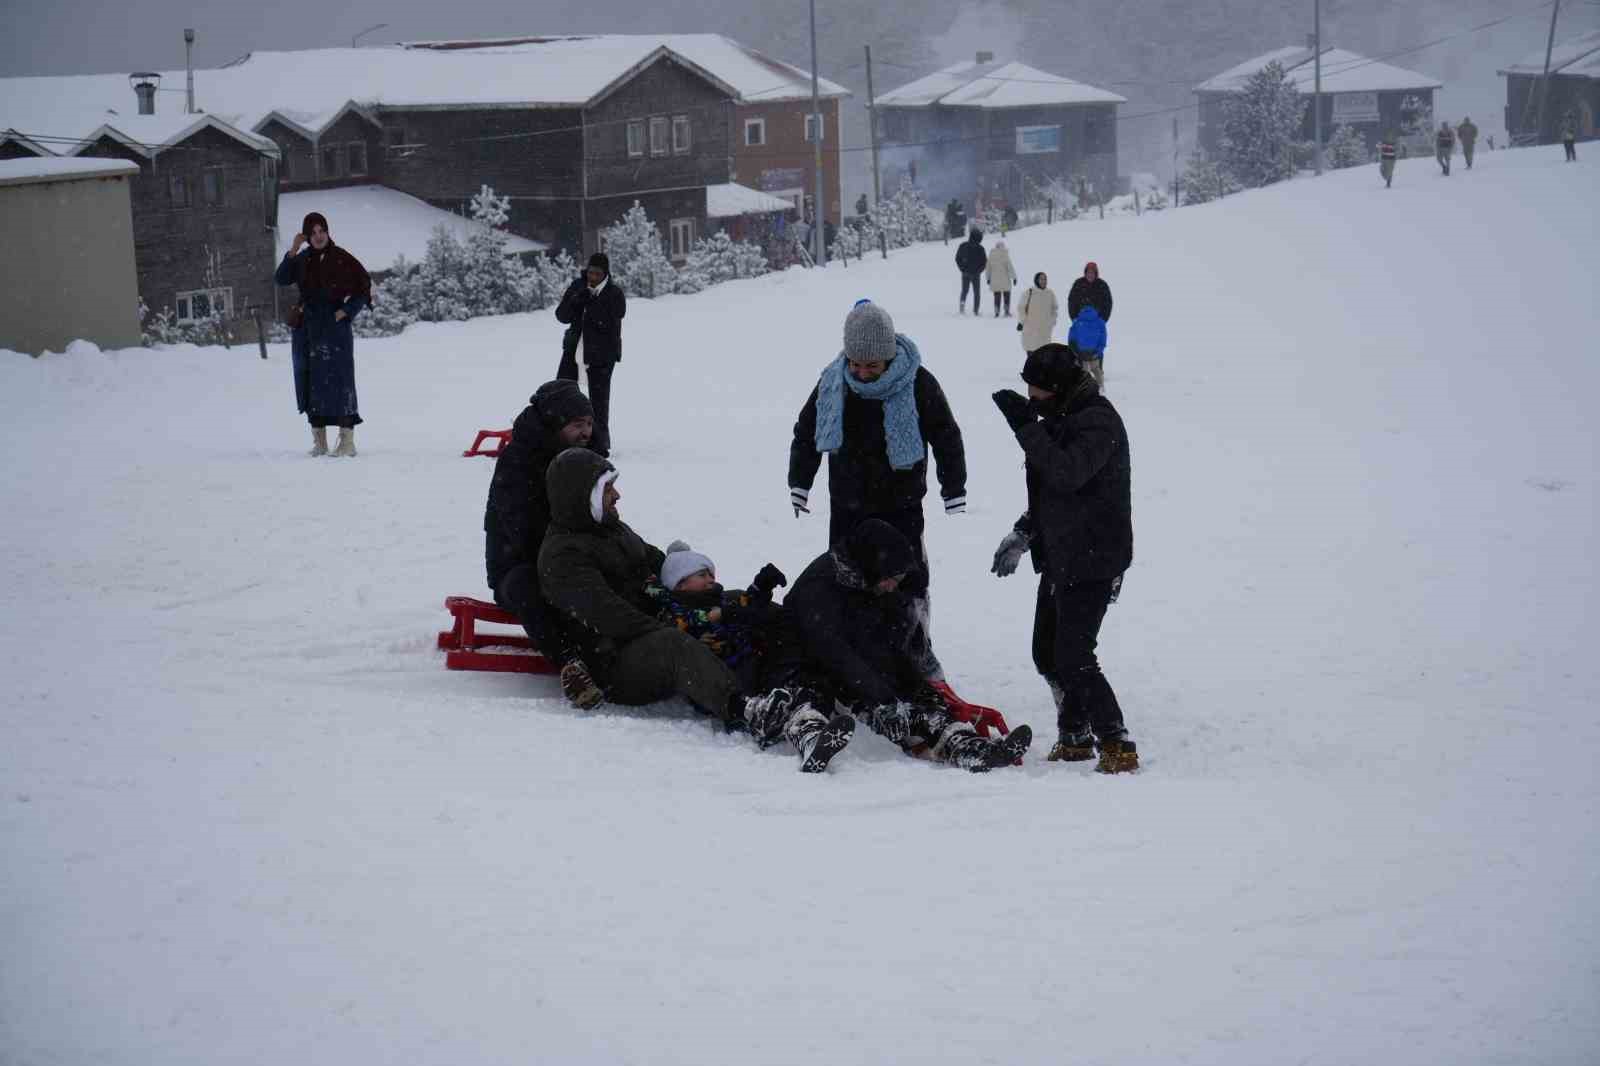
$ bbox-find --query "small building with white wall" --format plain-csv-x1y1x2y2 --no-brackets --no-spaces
0,156,142,354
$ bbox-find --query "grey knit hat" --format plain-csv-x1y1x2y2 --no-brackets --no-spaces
660,541,716,591
842,301,897,364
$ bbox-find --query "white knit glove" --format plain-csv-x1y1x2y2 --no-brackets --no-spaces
943,494,967,515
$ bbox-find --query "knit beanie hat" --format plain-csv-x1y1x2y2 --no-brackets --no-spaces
587,252,610,274
842,301,897,364
302,212,329,238
1021,343,1089,396
1083,261,1099,277
530,379,593,431
660,540,716,591
845,519,917,584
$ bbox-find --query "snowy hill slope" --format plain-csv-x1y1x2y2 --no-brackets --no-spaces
2,148,1596,1065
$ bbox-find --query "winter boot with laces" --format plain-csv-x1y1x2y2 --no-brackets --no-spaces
1095,734,1139,774
559,658,605,711
795,713,856,773
333,426,357,457
1045,679,1095,762
1047,729,1097,762
309,426,329,456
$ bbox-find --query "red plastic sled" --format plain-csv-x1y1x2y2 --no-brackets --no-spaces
437,596,558,674
930,680,1010,738
463,429,512,458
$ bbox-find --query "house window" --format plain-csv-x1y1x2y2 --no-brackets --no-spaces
649,116,669,156
804,114,825,142
174,287,233,323
672,115,691,154
347,141,368,176
320,143,343,179
626,120,645,158
202,167,225,207
668,218,694,261
169,173,191,208
744,117,766,146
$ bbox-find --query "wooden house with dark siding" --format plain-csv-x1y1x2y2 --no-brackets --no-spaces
254,102,384,191
1499,30,1600,146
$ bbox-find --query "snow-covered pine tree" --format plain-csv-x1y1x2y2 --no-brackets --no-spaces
599,201,678,299
1178,152,1241,205
1143,186,1169,211
353,257,421,337
533,248,579,309
1326,124,1370,169
461,185,537,317
1218,60,1303,189
871,180,937,250
677,229,770,292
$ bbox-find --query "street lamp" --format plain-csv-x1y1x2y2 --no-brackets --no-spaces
352,23,389,48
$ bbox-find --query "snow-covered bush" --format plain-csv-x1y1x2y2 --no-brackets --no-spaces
1326,124,1370,169
1219,60,1303,188
676,229,769,293
1178,152,1241,205
871,180,938,250
600,201,677,299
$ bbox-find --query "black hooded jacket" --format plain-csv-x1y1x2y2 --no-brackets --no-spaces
537,449,668,670
1067,276,1113,323
954,230,987,275
483,381,593,590
555,275,626,365
782,520,928,707
1014,385,1132,583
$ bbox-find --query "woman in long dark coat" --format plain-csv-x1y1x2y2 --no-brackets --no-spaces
274,212,372,456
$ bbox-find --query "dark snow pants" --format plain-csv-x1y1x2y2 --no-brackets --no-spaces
604,628,740,716
1462,142,1475,168
992,290,1012,315
556,356,615,456
493,563,573,665
1564,139,1577,162
959,273,982,313
1031,575,1127,740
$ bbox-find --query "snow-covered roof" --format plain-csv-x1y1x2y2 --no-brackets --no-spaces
705,182,792,218
876,60,1125,109
0,35,848,157
1196,46,1441,94
70,113,280,159
0,155,139,187
277,185,544,271
1498,28,1600,79
254,102,381,141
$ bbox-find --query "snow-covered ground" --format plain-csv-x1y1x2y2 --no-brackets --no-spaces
3,147,1596,1065
277,185,543,271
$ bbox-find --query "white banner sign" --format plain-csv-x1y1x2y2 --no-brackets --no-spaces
1015,124,1061,155
1332,92,1380,124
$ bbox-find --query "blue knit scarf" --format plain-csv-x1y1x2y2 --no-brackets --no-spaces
814,334,925,470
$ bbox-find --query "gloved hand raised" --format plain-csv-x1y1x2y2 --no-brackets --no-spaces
992,389,1035,432
991,530,1029,577
751,563,787,596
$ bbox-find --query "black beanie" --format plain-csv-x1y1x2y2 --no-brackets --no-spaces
530,379,593,430
587,252,610,274
1021,343,1089,396
845,519,918,584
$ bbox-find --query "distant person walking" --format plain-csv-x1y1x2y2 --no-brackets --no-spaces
1457,117,1478,169
1067,262,1113,324
275,211,371,457
556,252,626,457
1378,132,1398,188
986,236,1016,318
1561,112,1578,162
1018,271,1058,355
1435,122,1455,176
955,228,987,316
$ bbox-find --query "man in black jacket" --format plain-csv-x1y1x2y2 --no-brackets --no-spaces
1066,261,1113,324
990,344,1138,773
484,380,604,709
789,300,967,678
785,519,1031,771
954,227,987,315
555,252,626,457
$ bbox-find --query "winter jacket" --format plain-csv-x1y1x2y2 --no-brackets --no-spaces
1436,127,1455,151
556,275,627,365
1457,120,1478,146
789,365,966,529
484,381,594,590
986,243,1016,292
1068,306,1107,355
537,449,668,677
955,233,987,276
1067,276,1113,323
644,580,783,680
1378,140,1397,161
783,522,929,708
275,244,371,422
1012,385,1132,584
1018,284,1058,353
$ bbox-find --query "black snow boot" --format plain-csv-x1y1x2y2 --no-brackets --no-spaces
796,714,856,773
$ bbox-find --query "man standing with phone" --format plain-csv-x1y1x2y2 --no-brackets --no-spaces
556,253,626,457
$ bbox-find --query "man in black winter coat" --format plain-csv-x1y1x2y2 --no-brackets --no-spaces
1066,261,1113,323
954,228,987,315
990,344,1138,774
484,380,604,708
785,518,1031,771
556,252,626,456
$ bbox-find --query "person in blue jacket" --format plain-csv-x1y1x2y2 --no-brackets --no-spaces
1067,304,1108,390
274,212,371,456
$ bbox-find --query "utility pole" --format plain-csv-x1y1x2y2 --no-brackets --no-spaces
865,45,882,207
184,28,195,114
809,0,826,267
1534,0,1563,144
1172,116,1180,206
1313,0,1323,175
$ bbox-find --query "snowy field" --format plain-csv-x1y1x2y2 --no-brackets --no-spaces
3,148,1597,1065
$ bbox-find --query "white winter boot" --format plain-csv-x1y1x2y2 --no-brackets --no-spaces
333,426,357,457
309,426,329,456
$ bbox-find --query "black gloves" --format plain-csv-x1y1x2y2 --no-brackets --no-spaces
751,563,787,596
992,389,1035,432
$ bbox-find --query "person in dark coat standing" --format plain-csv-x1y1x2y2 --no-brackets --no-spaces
484,380,604,709
274,211,371,457
789,301,967,679
1066,261,1112,325
1456,117,1478,169
785,518,1032,771
555,253,626,457
954,228,987,315
990,344,1138,774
